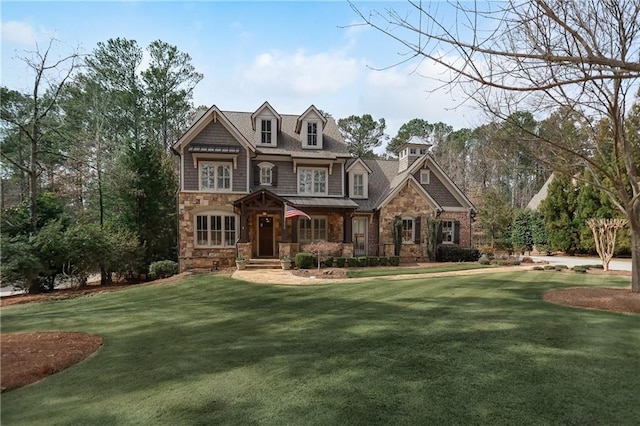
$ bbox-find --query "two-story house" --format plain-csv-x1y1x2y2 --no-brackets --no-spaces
171,102,475,271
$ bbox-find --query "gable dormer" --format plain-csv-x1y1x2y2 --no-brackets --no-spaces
251,101,281,147
295,105,327,150
346,158,372,199
397,136,431,172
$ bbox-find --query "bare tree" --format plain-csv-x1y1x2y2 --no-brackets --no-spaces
352,0,640,292
0,39,79,233
587,218,629,271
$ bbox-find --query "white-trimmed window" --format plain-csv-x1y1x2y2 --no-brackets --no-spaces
442,220,455,244
260,164,272,185
401,218,415,243
200,162,232,191
298,216,327,242
420,148,428,155
196,213,237,247
307,122,318,146
261,119,272,144
353,174,364,197
298,168,327,195
420,169,430,184
410,148,417,155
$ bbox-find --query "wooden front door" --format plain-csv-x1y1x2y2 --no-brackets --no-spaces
258,216,274,257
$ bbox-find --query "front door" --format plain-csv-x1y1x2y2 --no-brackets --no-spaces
258,216,274,257
353,217,367,256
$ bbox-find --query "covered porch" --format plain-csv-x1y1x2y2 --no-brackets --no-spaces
232,189,358,260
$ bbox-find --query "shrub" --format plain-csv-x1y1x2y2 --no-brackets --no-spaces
149,260,178,279
521,256,534,263
389,256,400,266
494,259,521,266
347,257,359,267
378,257,388,266
572,265,588,273
436,246,480,262
533,266,545,271
367,257,379,267
324,256,334,267
357,256,368,267
295,252,317,269
543,265,557,270
336,257,346,267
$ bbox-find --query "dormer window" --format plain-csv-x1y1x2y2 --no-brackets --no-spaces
261,119,272,144
353,174,364,197
307,122,318,146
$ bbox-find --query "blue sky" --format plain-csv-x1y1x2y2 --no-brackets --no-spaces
1,1,481,138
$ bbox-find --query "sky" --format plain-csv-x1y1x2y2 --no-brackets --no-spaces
1,1,483,141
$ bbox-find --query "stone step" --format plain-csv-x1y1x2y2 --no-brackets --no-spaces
245,258,283,270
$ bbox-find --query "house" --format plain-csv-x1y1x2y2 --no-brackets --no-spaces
171,102,475,271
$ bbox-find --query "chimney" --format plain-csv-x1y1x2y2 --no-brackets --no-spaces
397,136,431,172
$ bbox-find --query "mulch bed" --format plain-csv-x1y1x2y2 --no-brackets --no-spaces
543,287,640,314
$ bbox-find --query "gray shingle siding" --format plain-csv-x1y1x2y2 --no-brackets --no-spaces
183,120,248,191
251,159,343,196
413,167,462,207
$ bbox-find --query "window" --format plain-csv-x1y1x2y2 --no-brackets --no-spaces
195,213,237,247
442,220,454,244
298,168,327,195
261,119,272,144
410,148,417,155
298,217,327,242
401,218,414,243
420,169,430,184
420,148,427,155
353,174,364,197
200,162,232,191
307,122,318,146
260,166,272,185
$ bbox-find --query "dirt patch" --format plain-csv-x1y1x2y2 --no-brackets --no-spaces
291,268,348,279
544,287,640,314
1,332,103,392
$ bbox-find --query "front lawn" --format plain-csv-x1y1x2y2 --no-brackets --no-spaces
345,263,493,278
1,272,637,425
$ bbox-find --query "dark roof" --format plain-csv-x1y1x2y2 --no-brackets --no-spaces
188,144,240,154
285,196,358,209
221,111,351,157
349,159,398,212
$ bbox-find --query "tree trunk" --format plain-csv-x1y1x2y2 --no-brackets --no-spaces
630,211,640,293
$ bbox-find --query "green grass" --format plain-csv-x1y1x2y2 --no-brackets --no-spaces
1,272,638,425
346,263,493,278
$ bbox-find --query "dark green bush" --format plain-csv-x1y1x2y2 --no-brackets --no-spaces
357,256,368,267
367,257,379,267
533,266,545,271
324,256,334,267
572,265,588,273
295,252,316,269
436,246,480,262
389,256,400,266
347,257,358,267
149,260,178,279
378,257,388,266
494,259,521,266
336,257,346,267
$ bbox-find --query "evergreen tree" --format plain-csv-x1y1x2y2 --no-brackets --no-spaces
337,114,387,158
511,209,534,255
539,174,579,254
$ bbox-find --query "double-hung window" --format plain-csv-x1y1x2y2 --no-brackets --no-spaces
200,162,232,191
260,166,272,185
298,216,327,242
261,119,272,144
298,168,327,195
442,220,454,244
307,122,318,146
196,213,237,247
401,218,414,243
353,174,364,197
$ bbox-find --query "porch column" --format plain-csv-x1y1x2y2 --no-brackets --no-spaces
292,217,299,242
343,211,352,243
240,210,249,243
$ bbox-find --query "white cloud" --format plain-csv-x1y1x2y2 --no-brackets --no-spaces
240,49,362,96
1,21,37,45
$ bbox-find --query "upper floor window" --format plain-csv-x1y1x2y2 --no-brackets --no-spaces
261,119,272,144
401,218,414,243
420,148,428,154
420,169,430,184
298,216,327,242
196,213,237,247
200,162,232,191
260,166,272,185
307,122,318,146
299,168,327,195
353,174,364,197
410,148,417,155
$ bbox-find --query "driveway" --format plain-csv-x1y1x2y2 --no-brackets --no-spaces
525,255,632,272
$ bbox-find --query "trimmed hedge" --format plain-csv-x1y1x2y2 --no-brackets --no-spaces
347,257,358,267
378,257,388,266
367,256,379,267
324,256,334,267
389,256,400,266
295,252,317,269
149,260,178,279
336,257,346,267
357,257,368,267
436,246,480,262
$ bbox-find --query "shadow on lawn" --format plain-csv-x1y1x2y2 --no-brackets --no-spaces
2,272,638,425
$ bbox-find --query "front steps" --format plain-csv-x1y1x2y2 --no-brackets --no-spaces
245,258,282,270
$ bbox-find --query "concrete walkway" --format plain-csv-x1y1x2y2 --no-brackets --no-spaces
231,264,537,286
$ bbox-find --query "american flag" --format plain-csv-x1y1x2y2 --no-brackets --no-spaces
284,204,311,220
